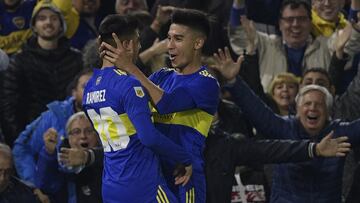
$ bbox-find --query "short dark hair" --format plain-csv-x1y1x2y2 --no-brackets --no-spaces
99,14,139,46
171,8,210,38
302,67,332,85
280,0,312,20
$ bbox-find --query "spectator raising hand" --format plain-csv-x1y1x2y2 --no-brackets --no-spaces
151,5,176,33
43,128,58,155
213,47,244,82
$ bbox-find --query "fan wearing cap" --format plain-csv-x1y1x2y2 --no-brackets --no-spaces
0,0,80,55
2,0,83,146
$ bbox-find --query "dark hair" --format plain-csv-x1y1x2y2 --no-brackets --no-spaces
99,14,139,46
280,0,312,20
302,67,332,85
171,8,211,38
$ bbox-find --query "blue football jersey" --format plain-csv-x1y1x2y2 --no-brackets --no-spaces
149,66,220,202
83,67,183,203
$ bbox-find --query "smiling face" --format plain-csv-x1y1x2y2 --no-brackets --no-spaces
279,5,312,49
167,23,203,71
68,117,98,149
33,8,62,41
296,90,328,136
312,0,344,22
272,82,298,113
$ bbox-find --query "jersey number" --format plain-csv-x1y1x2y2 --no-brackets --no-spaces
87,107,130,152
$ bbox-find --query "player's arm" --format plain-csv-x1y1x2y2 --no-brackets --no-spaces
101,33,218,113
124,83,192,183
101,33,165,104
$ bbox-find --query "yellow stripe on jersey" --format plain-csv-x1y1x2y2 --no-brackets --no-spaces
156,186,169,203
186,187,195,203
152,109,214,137
118,113,136,136
113,69,127,76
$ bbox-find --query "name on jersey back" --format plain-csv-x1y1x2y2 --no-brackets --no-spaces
86,90,106,104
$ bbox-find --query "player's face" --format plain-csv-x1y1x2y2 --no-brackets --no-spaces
33,8,62,40
73,73,92,107
296,90,328,136
167,23,198,70
68,117,98,149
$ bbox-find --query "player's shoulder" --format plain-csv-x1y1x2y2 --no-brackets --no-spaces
187,67,220,92
111,68,139,86
197,68,217,81
151,67,175,77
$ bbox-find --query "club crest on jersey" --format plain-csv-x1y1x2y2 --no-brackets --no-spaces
12,17,25,29
96,76,102,85
134,86,145,98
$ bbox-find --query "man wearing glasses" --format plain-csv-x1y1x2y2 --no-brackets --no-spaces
229,0,360,89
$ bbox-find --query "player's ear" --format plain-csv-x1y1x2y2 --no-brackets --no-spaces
194,37,205,50
122,40,129,49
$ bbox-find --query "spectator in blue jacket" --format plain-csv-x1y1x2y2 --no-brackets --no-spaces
12,69,93,185
213,53,360,202
35,111,102,203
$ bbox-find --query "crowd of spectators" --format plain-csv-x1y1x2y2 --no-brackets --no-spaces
0,0,360,202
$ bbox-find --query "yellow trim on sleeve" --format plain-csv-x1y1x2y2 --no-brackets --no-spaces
152,109,214,137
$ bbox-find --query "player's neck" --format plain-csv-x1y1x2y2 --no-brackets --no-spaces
101,60,114,69
178,57,202,75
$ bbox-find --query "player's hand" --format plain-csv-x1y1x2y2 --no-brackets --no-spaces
100,33,138,74
58,148,88,167
174,164,192,186
316,131,351,157
43,128,58,155
212,47,244,82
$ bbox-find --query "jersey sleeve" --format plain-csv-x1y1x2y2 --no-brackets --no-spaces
123,80,192,165
122,80,151,116
157,75,220,115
